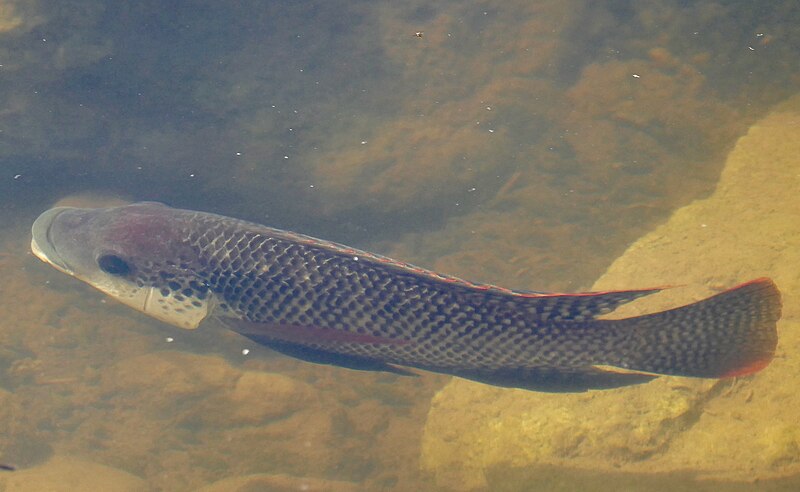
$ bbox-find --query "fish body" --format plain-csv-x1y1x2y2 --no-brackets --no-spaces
30,202,781,392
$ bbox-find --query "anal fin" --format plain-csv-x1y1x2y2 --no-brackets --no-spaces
442,366,657,392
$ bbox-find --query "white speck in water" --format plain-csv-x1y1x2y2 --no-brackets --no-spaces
488,129,494,133
353,256,359,261
701,224,708,228
13,174,21,180
235,152,242,156
242,349,250,355
748,46,755,51
166,337,174,343
309,184,314,188
486,106,492,111
361,141,367,145
632,74,640,78
284,155,289,159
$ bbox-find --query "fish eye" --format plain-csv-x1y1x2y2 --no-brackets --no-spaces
97,254,132,276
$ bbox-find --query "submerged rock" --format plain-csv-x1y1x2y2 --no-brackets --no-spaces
420,94,800,490
0,455,147,492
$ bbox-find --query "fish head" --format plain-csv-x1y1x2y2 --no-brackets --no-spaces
31,202,212,329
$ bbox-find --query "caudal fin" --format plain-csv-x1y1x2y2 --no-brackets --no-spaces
607,278,782,379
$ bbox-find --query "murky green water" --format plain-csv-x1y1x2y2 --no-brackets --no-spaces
1,1,798,490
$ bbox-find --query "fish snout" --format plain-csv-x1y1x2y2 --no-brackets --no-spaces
31,207,75,274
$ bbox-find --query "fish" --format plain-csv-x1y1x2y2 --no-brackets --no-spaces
30,202,782,392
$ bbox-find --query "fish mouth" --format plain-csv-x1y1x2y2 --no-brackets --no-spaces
31,207,74,274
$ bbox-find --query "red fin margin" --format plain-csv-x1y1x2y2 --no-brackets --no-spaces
719,357,773,378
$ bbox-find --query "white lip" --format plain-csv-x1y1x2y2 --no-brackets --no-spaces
30,207,74,274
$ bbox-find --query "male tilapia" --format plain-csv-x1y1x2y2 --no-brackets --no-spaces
30,202,781,392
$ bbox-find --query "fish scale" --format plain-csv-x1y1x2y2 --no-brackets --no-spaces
179,213,708,369
30,203,782,392
151,211,645,373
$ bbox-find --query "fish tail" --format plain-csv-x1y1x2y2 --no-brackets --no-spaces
603,278,781,378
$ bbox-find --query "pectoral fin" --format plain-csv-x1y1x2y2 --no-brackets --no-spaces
219,318,416,376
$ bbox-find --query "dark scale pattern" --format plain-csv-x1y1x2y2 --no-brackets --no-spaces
112,204,780,391
159,209,657,372
613,279,781,378
30,202,782,391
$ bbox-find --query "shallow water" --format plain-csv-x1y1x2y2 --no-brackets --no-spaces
0,1,798,490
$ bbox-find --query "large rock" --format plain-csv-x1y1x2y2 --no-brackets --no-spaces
420,94,800,490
